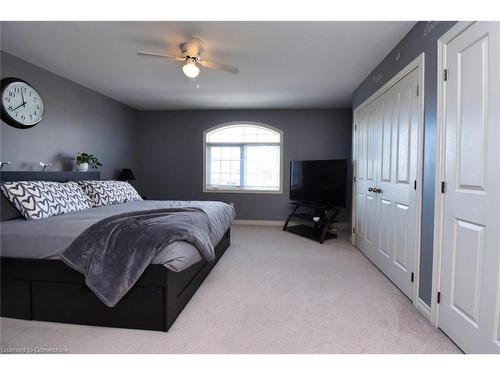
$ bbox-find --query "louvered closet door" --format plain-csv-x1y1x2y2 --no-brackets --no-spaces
354,68,420,301
439,22,500,354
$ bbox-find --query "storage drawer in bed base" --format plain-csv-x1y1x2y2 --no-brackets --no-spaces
0,229,230,332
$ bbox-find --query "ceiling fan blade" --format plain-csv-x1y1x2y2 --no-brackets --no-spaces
137,51,182,60
199,59,239,74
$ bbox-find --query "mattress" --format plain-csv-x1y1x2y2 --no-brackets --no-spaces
0,200,235,272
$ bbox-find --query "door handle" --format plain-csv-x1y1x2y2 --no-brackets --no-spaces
368,187,373,192
374,188,382,194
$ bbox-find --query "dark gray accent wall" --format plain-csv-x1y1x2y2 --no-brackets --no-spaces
352,21,457,306
0,51,137,179
135,109,352,222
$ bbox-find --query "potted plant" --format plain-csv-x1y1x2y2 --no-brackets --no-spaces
75,152,103,172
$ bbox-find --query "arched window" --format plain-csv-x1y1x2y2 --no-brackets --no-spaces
204,122,283,193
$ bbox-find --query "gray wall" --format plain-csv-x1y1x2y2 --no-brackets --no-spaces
0,51,137,179
352,21,456,306
135,109,352,221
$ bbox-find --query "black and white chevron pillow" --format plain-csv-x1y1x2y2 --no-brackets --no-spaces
0,181,92,220
77,180,142,207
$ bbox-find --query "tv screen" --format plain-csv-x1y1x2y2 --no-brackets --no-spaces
290,159,348,208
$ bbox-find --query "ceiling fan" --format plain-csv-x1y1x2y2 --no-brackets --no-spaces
137,36,238,78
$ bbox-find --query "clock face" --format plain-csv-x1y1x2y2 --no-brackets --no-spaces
1,80,44,128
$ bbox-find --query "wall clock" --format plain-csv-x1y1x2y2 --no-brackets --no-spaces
1,77,45,129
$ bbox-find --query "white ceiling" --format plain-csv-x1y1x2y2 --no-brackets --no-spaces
0,21,415,110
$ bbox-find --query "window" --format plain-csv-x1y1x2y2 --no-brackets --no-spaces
204,123,283,193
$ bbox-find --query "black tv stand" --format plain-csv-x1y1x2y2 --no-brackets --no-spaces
283,202,341,244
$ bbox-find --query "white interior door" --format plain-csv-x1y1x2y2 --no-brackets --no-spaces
354,67,421,300
438,22,500,354
354,106,379,259
375,69,420,299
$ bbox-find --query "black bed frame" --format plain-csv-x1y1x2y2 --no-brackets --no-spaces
0,171,230,332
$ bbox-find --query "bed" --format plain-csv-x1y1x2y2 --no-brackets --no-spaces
0,171,234,332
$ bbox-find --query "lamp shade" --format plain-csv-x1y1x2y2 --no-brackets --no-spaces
118,168,136,181
182,60,200,78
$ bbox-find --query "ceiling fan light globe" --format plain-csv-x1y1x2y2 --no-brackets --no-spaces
182,61,200,78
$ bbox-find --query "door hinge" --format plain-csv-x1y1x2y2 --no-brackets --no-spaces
416,85,419,96
411,272,414,283
437,292,441,304
441,181,446,194
353,176,357,182
414,180,417,190
352,227,355,234
443,69,448,81
354,125,357,131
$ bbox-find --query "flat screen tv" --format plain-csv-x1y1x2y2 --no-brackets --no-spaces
290,159,348,208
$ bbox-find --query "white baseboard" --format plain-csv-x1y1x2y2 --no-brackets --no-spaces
415,297,432,321
233,220,350,229
233,220,286,226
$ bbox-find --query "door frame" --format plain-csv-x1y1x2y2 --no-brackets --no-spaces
430,21,476,327
351,53,426,310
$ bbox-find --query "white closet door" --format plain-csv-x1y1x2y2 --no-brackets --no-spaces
375,68,420,299
354,101,379,260
354,67,421,301
439,22,500,354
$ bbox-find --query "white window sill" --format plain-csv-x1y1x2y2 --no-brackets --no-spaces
203,187,283,194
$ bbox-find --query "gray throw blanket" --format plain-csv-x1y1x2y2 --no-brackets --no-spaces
61,208,214,307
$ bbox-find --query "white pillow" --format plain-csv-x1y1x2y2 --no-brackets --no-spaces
0,181,92,220
77,180,142,207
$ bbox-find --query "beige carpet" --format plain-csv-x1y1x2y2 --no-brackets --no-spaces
0,225,460,354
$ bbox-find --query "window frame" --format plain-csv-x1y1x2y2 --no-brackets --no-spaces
203,122,284,194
